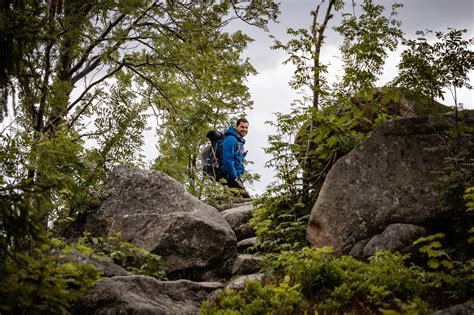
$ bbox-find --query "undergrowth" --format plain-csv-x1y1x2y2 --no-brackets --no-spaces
202,246,473,314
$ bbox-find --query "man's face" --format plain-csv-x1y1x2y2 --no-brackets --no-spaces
236,122,249,137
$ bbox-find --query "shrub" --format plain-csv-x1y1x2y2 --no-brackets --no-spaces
250,195,310,252
70,232,167,280
201,276,306,314
0,239,99,314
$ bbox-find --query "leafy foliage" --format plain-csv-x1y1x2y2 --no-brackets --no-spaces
1,1,279,312
335,0,403,93
71,232,167,280
465,186,474,213
465,186,474,244
0,239,99,314
395,28,474,107
204,247,473,314
201,276,306,315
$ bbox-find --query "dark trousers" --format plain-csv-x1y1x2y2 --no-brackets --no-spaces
220,175,251,199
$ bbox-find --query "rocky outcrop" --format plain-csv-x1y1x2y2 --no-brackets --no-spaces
73,276,223,314
100,165,236,278
307,114,474,256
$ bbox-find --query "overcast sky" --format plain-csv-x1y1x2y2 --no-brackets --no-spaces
228,0,474,196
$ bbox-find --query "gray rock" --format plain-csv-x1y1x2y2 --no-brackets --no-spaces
362,223,427,258
100,165,236,276
237,237,257,252
73,275,223,314
60,250,130,277
221,204,255,230
348,238,370,259
231,254,263,275
235,223,256,240
431,300,474,315
307,115,474,255
221,204,256,241
226,273,266,290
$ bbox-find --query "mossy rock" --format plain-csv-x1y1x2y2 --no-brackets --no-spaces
294,87,451,162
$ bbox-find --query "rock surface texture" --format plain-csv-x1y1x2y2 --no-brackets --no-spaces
226,273,266,290
72,168,265,313
100,165,236,277
307,114,474,255
221,202,256,240
61,250,131,278
357,223,427,258
73,276,223,314
431,300,474,315
231,254,263,276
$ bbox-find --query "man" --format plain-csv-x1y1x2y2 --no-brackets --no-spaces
219,118,251,199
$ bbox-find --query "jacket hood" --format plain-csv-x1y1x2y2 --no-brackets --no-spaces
224,126,245,144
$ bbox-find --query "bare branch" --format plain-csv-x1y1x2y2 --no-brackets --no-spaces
43,61,125,133
68,12,127,77
71,55,102,84
70,1,161,84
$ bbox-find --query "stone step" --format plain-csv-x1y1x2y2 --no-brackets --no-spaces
226,273,266,290
231,254,263,276
237,237,257,252
221,204,256,241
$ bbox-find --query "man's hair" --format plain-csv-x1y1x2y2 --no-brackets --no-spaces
236,118,249,126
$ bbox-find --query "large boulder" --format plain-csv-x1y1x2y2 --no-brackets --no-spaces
72,276,223,314
100,165,236,278
307,114,474,255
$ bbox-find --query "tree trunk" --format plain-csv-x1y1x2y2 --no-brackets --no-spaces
302,0,334,205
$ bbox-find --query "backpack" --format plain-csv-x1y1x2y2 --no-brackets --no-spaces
201,130,225,179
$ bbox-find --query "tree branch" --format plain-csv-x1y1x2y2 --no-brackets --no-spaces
123,61,180,113
70,1,161,84
43,61,125,133
68,12,127,77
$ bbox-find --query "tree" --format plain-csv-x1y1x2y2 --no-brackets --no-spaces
335,0,403,93
0,0,279,232
149,20,257,196
1,1,279,310
271,0,343,204
253,0,405,253
269,0,402,203
396,29,474,109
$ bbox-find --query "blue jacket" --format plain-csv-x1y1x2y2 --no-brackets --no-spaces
220,126,246,179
